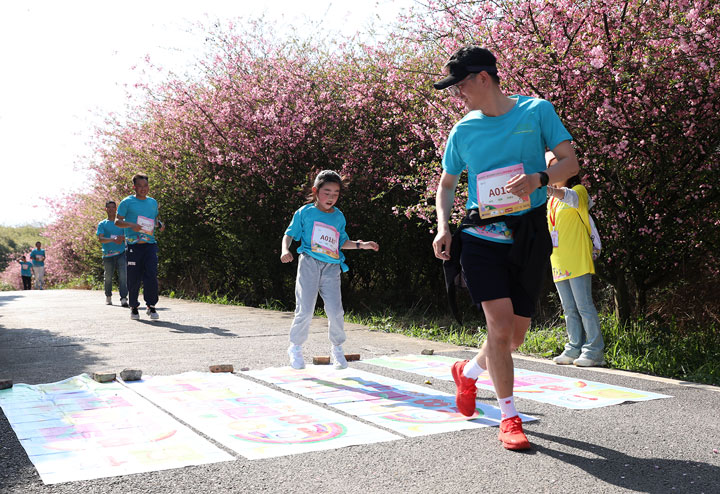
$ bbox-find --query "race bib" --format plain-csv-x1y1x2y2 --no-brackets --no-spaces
311,221,340,259
36,255,45,262
476,163,531,219
136,215,155,235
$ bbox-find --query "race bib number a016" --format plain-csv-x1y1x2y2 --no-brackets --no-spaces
476,163,531,219
311,221,340,259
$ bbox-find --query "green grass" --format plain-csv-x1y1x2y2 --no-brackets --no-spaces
0,225,45,271
165,289,246,306
601,315,720,385
53,275,103,290
0,281,16,291
345,310,566,353
347,309,720,386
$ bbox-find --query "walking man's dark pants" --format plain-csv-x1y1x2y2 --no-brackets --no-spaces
127,243,158,308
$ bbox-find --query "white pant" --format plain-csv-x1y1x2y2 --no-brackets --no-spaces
288,255,346,346
33,266,45,289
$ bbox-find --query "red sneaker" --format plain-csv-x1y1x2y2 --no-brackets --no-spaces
451,359,478,416
498,416,531,450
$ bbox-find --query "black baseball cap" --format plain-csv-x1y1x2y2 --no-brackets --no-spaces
433,46,498,90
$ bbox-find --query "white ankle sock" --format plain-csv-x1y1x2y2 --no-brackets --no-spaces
497,396,518,419
463,358,485,379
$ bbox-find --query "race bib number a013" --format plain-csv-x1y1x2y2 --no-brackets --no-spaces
476,163,531,219
311,221,340,259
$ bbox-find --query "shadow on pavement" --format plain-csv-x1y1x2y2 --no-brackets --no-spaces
0,293,23,307
137,320,237,337
528,430,718,493
0,325,103,384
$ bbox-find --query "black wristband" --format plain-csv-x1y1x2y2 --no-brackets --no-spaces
538,171,549,188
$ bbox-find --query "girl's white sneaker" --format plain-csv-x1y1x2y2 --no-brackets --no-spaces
331,346,348,370
288,345,305,369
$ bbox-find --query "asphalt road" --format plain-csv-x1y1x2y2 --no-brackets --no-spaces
1,290,718,493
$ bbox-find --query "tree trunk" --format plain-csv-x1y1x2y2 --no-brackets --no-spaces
613,272,632,325
636,282,647,317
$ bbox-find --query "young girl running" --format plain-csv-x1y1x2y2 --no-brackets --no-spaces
280,170,379,370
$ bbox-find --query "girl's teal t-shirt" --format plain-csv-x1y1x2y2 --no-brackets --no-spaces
285,204,350,271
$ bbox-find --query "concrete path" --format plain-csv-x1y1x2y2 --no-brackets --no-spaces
1,290,718,493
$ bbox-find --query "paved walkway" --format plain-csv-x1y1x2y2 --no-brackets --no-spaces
1,290,718,493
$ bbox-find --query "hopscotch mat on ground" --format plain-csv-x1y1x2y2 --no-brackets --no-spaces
361,355,672,410
246,365,536,436
124,371,400,459
0,374,233,484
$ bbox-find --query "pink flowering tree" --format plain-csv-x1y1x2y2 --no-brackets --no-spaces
41,192,107,286
27,4,720,325
80,23,445,308
396,0,720,323
0,255,23,290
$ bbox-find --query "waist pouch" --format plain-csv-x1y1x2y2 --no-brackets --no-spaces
442,205,551,323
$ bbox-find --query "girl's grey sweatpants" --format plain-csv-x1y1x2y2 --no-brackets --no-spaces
289,254,346,347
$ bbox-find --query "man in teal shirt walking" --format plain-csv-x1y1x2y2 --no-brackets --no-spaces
97,200,128,306
115,173,165,320
29,242,46,289
432,45,579,450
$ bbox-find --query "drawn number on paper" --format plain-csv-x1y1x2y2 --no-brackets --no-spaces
277,414,315,424
412,398,447,408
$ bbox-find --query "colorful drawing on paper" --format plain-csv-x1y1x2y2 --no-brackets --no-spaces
361,355,672,410
247,366,536,437
124,372,399,459
0,374,233,485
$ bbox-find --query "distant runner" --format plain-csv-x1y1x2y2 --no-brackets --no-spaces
29,241,46,290
18,255,33,290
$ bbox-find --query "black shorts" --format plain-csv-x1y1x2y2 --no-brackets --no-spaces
459,232,536,318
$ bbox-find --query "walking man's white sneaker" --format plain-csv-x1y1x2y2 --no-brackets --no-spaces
146,306,159,320
105,296,112,305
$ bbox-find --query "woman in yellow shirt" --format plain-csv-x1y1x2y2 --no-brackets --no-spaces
546,154,604,367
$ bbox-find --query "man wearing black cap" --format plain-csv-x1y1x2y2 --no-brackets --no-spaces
432,45,579,450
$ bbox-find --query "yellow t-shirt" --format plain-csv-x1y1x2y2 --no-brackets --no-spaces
548,184,595,281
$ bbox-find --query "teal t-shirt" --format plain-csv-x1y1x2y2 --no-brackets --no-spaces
285,204,350,272
30,249,46,267
96,219,126,257
117,195,159,244
20,262,33,276
442,95,572,244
